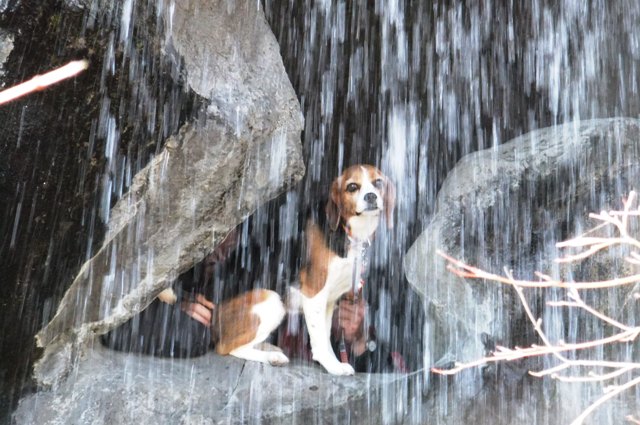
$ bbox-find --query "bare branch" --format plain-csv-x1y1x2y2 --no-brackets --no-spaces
570,375,640,425
542,366,635,383
432,326,639,376
439,250,640,289
435,191,640,424
547,287,631,332
0,60,89,105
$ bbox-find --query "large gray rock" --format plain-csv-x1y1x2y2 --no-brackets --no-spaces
14,345,421,425
34,0,304,388
405,118,640,368
405,118,640,424
0,29,13,82
164,0,299,132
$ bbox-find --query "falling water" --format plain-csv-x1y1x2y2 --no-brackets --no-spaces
2,0,640,424
266,1,640,423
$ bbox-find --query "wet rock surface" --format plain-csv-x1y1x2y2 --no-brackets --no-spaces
0,29,12,80
33,0,304,389
405,117,640,366
4,1,640,424
405,117,640,423
0,4,118,419
14,345,421,425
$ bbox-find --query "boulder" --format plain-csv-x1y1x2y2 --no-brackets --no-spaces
405,118,640,368
0,29,13,81
33,0,304,388
15,345,422,425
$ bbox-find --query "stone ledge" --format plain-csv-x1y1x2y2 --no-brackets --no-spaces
14,344,425,424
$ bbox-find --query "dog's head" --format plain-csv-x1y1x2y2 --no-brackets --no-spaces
326,164,396,239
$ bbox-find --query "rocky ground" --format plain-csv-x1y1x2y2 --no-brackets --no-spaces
14,343,423,425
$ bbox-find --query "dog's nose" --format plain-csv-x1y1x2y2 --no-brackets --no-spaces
364,192,377,204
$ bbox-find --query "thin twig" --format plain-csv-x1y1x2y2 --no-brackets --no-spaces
549,298,634,332
0,60,89,105
626,415,640,424
546,366,635,383
570,374,640,425
435,191,640,424
440,250,640,289
432,326,638,375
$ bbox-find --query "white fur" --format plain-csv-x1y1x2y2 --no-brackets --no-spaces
346,214,380,241
301,292,354,375
231,168,385,373
301,254,361,375
286,286,304,313
354,166,384,214
300,192,382,376
347,166,384,240
229,291,289,366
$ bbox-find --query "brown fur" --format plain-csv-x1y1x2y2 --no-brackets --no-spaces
212,289,272,355
382,174,396,229
326,180,342,231
299,221,337,298
212,165,394,362
325,165,396,231
302,165,395,298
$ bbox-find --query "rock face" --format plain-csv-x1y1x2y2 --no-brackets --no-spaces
0,29,13,81
14,345,421,425
405,118,640,369
17,118,640,425
33,0,304,388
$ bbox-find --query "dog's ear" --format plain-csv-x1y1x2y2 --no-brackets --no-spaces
325,179,342,231
384,177,396,229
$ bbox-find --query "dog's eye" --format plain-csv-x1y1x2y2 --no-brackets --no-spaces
346,183,359,193
373,179,384,189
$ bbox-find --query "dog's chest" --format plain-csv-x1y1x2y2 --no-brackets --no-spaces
324,241,369,301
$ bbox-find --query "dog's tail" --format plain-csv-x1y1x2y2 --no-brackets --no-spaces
284,286,304,314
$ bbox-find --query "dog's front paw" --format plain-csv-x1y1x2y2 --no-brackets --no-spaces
324,361,355,376
268,352,290,366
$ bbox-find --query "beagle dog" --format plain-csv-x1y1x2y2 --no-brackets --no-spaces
156,165,395,374
297,164,395,375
